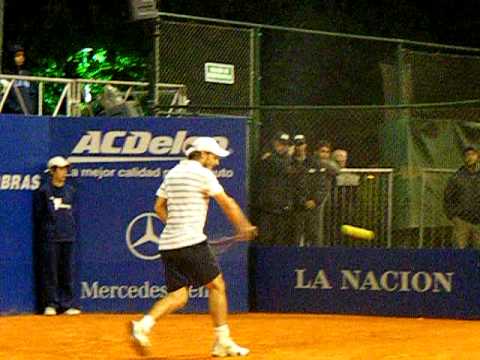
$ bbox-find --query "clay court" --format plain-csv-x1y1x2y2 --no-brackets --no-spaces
1,313,478,359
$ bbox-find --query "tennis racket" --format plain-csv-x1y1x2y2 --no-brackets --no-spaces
207,226,257,255
207,235,241,256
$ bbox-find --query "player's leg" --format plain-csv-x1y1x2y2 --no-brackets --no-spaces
150,286,189,318
131,247,191,349
207,274,249,357
132,286,189,349
206,273,228,326
182,242,249,357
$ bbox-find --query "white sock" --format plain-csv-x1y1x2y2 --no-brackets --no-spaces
140,315,155,332
214,324,230,343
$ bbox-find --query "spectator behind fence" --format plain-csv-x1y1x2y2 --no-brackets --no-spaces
4,44,38,115
291,136,337,247
255,131,294,245
290,134,312,246
332,149,348,168
332,149,360,186
331,148,360,244
309,140,338,246
444,145,480,248
34,156,81,316
316,140,333,163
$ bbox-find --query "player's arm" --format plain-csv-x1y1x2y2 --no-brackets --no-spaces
213,191,257,240
154,196,168,224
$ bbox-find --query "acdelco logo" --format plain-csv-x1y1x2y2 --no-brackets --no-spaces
68,130,229,163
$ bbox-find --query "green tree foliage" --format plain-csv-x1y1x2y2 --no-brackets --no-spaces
31,48,146,114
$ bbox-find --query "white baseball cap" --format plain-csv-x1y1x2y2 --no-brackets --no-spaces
274,131,290,143
293,134,306,145
46,156,70,172
185,137,230,158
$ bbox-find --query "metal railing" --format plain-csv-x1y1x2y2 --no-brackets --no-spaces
284,168,394,248
326,168,394,248
0,74,189,116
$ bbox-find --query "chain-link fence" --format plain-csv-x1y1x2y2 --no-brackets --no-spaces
155,20,253,116
151,13,480,249
417,168,456,249
1,12,473,249
323,168,393,248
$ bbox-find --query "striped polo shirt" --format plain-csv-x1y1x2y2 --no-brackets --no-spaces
156,159,224,250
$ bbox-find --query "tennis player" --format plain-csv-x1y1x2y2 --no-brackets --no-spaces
131,137,257,357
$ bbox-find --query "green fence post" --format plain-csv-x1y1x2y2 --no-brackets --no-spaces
247,28,262,210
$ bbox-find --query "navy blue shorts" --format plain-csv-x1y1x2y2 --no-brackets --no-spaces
160,241,221,292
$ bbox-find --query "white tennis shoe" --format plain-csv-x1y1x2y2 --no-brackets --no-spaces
64,308,81,315
44,307,57,316
131,321,151,348
212,339,250,357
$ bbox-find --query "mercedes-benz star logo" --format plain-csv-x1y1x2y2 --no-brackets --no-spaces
126,212,163,260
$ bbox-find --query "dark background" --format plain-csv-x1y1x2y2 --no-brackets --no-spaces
3,0,480,72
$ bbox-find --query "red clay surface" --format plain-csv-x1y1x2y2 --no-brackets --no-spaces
1,313,478,359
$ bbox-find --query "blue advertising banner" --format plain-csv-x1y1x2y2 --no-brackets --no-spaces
253,246,480,318
0,115,249,314
0,115,49,313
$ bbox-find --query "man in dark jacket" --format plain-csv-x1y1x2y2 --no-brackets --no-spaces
255,131,294,245
290,135,332,247
444,145,480,248
35,156,81,315
290,134,311,246
306,140,338,246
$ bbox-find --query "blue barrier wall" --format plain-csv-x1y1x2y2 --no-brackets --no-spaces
4,115,480,319
0,116,49,313
253,246,480,319
0,115,248,314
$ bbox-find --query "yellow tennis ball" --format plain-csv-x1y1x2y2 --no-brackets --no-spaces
341,225,375,240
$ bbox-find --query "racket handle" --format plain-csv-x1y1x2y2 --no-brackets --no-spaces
236,226,258,241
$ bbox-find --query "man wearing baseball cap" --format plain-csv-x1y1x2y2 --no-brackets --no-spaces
444,144,480,248
45,156,71,173
254,130,295,245
184,136,230,158
290,134,310,246
131,137,257,357
35,156,81,316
